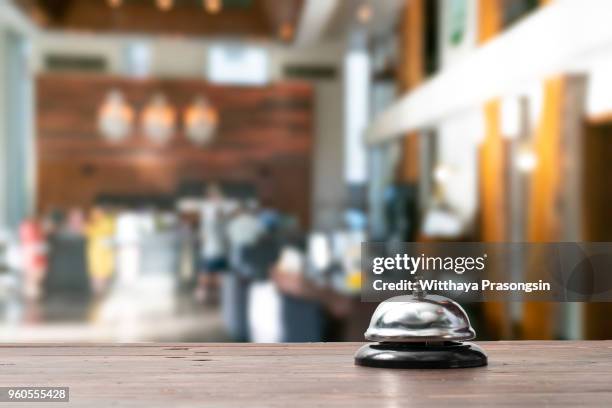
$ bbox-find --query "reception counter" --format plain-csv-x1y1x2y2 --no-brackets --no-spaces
0,341,610,406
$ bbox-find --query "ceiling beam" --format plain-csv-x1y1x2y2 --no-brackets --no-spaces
293,0,339,47
260,0,304,42
15,0,298,39
35,0,74,22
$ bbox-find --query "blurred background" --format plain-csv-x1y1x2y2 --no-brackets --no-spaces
0,0,610,342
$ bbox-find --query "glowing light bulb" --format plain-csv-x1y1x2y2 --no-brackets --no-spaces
204,0,222,14
515,143,538,173
108,0,122,8
156,0,173,11
279,22,294,42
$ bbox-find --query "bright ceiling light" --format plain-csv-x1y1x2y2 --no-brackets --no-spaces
279,22,294,42
156,0,173,11
356,3,373,24
204,0,223,14
108,0,122,8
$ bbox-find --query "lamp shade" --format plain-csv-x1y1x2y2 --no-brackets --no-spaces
142,93,176,144
184,96,218,146
97,90,134,141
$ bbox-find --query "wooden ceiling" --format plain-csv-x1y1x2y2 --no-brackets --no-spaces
15,0,304,40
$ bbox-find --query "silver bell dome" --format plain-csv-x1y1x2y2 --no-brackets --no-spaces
365,294,475,343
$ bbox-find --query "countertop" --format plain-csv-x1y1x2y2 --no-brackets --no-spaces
0,341,611,407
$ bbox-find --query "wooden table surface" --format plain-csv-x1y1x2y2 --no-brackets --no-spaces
0,341,611,407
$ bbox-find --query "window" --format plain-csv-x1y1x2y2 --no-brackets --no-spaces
502,0,539,28
207,44,269,86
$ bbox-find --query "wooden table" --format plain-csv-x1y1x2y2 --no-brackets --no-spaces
0,341,610,407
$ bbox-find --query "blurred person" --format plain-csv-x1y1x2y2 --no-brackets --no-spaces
195,183,235,304
85,206,116,296
19,215,48,299
222,199,264,341
226,199,263,266
271,258,352,321
245,216,351,342
41,207,64,236
65,207,86,236
114,206,141,287
176,212,198,286
421,182,464,239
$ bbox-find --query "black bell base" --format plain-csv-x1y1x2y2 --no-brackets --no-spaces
354,341,487,369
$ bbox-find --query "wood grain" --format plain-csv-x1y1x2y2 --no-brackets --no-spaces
583,121,612,339
477,0,510,342
397,0,423,184
0,342,610,407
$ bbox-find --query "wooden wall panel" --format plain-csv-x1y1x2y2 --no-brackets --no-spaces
398,0,424,90
477,0,512,340
397,0,424,185
36,74,313,227
526,78,564,241
478,99,513,339
477,0,562,341
478,0,503,43
479,100,508,242
583,121,612,339
520,77,565,340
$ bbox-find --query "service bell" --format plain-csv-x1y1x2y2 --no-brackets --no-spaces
354,294,487,369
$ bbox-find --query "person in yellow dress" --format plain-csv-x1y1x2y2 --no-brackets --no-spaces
85,206,116,296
